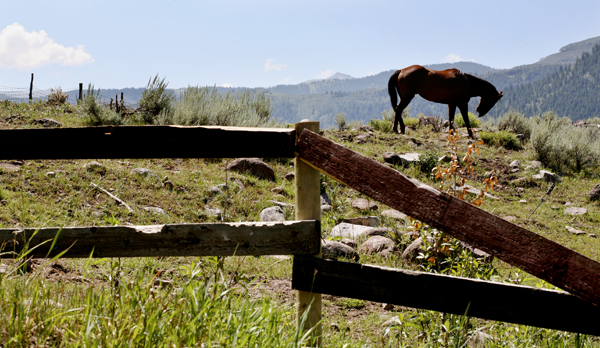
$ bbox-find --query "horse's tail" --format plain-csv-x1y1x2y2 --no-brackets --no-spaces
388,70,401,110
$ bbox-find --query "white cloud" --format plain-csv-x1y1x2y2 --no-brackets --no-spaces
0,22,94,70
219,83,234,88
283,77,292,83
443,53,463,63
264,59,286,72
317,69,334,79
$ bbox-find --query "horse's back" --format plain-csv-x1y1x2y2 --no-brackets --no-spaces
396,65,469,103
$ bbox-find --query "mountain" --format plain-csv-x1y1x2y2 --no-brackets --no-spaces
535,36,600,66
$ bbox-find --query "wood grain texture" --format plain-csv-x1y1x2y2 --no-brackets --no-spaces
292,257,600,336
0,125,295,159
0,221,320,258
297,129,600,307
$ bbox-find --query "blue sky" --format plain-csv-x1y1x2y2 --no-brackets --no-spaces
1,0,599,90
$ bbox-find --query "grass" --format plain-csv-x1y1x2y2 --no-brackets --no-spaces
1,100,600,346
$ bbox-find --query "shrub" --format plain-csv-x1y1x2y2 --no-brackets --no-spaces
47,87,68,105
160,87,277,127
416,150,439,175
497,109,532,141
78,84,124,126
531,111,600,173
137,75,175,124
480,130,520,150
370,119,393,133
334,113,346,131
454,112,481,128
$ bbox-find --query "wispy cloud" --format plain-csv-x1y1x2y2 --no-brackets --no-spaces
219,83,233,88
0,23,94,70
264,58,287,72
317,69,334,79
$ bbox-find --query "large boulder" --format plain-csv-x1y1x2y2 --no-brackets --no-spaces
339,216,380,227
359,236,398,257
322,240,359,261
587,184,600,201
330,223,372,239
226,158,275,181
259,206,285,222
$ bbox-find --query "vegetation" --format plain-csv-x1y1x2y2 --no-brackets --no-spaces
454,112,480,128
137,75,175,124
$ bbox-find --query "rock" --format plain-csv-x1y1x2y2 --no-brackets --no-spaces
381,209,407,220
532,170,561,184
320,193,332,206
339,216,380,227
209,185,225,195
362,227,390,237
359,236,398,256
504,216,517,222
203,207,223,219
383,152,420,167
402,237,423,260
268,200,294,208
271,186,286,195
351,198,378,211
283,172,295,181
0,162,20,172
589,234,597,238
587,184,600,201
330,223,373,239
45,171,56,178
564,207,587,216
163,177,175,190
565,226,586,235
358,125,374,132
321,204,332,213
322,240,359,261
356,133,371,144
340,238,357,249
31,117,62,128
131,167,160,180
519,199,527,203
85,161,107,175
144,206,165,215
259,206,285,222
509,160,521,168
225,158,275,181
525,161,542,170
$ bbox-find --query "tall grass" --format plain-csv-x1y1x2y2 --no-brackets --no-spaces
160,87,278,127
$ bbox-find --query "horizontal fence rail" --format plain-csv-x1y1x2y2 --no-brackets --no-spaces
292,257,600,336
0,125,296,160
0,221,320,258
296,129,600,308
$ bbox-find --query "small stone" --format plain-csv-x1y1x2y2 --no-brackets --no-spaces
45,171,56,178
532,170,561,184
564,207,587,216
321,204,332,213
509,160,521,168
339,216,380,227
519,199,527,203
504,216,517,222
225,158,275,181
351,198,378,211
271,186,286,195
144,206,166,215
587,184,600,201
589,234,597,238
259,206,285,222
0,163,20,172
525,161,543,170
565,226,586,235
381,209,407,220
283,172,295,181
131,167,160,180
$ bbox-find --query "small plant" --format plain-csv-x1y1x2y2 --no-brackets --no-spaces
334,112,346,131
416,150,439,176
137,74,175,124
335,298,366,309
454,112,481,128
497,109,532,141
370,119,393,133
47,87,68,105
480,130,521,150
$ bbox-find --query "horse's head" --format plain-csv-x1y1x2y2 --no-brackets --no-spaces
476,91,503,117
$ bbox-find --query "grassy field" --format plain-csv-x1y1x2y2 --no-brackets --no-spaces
1,100,600,347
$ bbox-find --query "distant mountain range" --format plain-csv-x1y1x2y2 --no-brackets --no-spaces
60,35,600,128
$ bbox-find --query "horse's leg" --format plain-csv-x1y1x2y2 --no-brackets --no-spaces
448,104,456,134
393,95,413,134
458,103,474,138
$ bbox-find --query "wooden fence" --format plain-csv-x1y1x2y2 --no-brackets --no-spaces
1,121,600,344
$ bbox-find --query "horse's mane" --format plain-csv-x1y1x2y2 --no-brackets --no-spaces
463,72,497,95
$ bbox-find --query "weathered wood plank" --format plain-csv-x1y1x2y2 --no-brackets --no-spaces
0,221,320,258
0,125,295,159
292,257,600,336
296,129,600,307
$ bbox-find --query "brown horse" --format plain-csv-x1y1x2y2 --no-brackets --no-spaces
388,65,503,138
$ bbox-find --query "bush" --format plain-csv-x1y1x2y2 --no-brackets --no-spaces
497,109,532,141
79,84,124,126
531,112,600,173
416,150,440,175
480,130,521,150
370,119,393,133
159,87,277,127
47,87,68,105
454,112,480,128
137,75,175,124
334,113,346,131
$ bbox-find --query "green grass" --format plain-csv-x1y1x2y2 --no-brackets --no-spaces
1,101,600,346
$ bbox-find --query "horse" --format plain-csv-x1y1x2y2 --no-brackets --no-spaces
388,65,503,138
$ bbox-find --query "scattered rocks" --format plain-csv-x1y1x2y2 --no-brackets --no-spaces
351,198,378,211
85,161,107,175
587,184,600,201
31,117,62,128
322,240,359,261
564,207,587,216
383,152,420,167
144,206,166,215
225,158,275,181
509,160,520,168
525,161,542,170
339,216,380,227
532,170,561,184
359,236,398,257
259,206,285,222
131,167,160,180
330,223,373,239
381,209,407,220
0,162,20,172
283,172,295,181
565,226,586,235
402,237,422,261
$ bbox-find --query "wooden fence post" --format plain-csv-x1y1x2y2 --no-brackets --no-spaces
294,121,322,345
29,73,34,102
79,83,83,101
